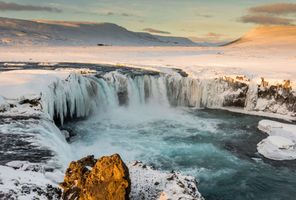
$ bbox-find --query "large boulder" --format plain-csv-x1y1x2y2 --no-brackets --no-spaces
60,154,130,200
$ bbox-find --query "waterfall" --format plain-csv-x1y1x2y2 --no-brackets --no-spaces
42,72,173,124
41,70,294,125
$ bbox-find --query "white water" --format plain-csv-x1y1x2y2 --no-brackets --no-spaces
62,95,296,200
31,71,296,200
41,71,247,126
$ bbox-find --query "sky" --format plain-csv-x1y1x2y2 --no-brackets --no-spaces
0,0,295,41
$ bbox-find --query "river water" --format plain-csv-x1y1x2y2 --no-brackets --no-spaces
63,105,296,200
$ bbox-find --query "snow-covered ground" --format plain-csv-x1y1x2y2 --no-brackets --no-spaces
0,45,295,80
0,163,63,200
129,161,204,199
257,120,296,160
0,70,70,99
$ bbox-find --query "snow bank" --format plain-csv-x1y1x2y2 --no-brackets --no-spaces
0,70,70,99
0,98,72,199
257,120,296,160
0,102,73,166
0,163,62,200
128,161,204,200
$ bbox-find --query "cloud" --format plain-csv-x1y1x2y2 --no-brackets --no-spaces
121,13,131,17
239,3,296,25
190,32,226,42
206,32,224,38
240,14,293,25
249,3,296,15
196,13,212,18
106,11,114,16
0,1,61,12
105,11,131,17
143,28,171,34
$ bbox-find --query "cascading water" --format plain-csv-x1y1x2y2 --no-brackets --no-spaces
41,70,248,125
38,70,296,200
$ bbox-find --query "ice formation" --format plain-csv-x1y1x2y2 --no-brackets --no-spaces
257,120,296,160
42,73,99,125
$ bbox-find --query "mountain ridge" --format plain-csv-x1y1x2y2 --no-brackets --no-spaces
0,17,196,46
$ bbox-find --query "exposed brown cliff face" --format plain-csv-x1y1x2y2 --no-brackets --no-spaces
60,154,130,200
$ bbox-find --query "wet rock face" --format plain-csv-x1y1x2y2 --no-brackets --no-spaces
60,154,130,200
19,97,41,107
118,91,129,106
222,77,248,107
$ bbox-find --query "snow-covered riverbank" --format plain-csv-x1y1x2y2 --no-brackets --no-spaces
257,120,296,160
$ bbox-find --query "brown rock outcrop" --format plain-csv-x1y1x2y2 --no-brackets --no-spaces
60,154,130,200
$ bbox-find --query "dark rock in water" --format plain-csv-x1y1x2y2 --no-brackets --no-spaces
60,154,130,200
118,91,129,106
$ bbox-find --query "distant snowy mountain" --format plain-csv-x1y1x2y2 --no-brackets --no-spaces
225,25,296,47
0,17,196,46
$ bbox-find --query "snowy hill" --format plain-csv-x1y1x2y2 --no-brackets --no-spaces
226,25,296,47
0,17,196,46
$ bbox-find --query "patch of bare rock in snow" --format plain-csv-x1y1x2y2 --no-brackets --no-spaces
129,161,204,200
257,120,296,160
0,162,63,200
